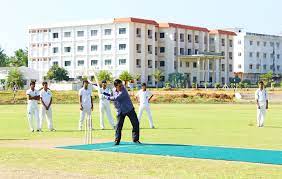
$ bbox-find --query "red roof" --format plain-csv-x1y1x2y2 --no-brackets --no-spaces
209,29,237,36
158,23,209,32
114,17,159,26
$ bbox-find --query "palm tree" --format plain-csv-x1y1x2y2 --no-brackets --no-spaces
153,70,163,88
7,68,24,89
119,71,133,87
97,70,113,82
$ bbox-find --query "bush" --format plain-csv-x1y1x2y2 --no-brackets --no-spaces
214,83,220,89
192,83,196,88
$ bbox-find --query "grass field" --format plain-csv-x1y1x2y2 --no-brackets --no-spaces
0,103,282,178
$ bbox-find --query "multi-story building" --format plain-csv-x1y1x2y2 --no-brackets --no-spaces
28,17,236,86
231,28,282,83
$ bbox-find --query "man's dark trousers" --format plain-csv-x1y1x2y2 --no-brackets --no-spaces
115,108,139,142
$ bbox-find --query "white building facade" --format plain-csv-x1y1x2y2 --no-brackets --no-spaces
232,28,282,83
28,17,237,86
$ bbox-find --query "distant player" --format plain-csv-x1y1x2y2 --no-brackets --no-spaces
255,81,269,127
26,81,40,132
93,80,115,130
40,82,55,131
78,80,93,130
135,83,155,128
103,79,141,145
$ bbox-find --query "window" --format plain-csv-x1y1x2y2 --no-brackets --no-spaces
180,48,184,55
155,61,158,68
136,44,141,53
104,45,112,51
204,36,207,44
148,60,152,68
155,32,157,41
136,28,141,37
119,44,126,50
270,65,274,70
77,60,84,66
64,47,71,53
148,30,152,39
104,59,111,66
193,76,197,83
221,51,225,56
77,31,84,37
249,41,253,46
174,47,177,56
221,39,225,46
238,64,242,69
136,59,141,68
160,47,165,53
160,32,165,38
195,35,199,43
91,30,98,36
148,75,152,82
249,64,253,70
256,64,260,70
277,54,280,59
148,45,152,54
77,46,84,52
256,52,260,58
276,42,280,48
229,40,233,47
263,64,267,70
119,59,126,65
221,64,225,71
229,52,233,59
53,61,58,66
263,42,267,46
91,45,98,51
188,34,192,42
195,49,199,55
53,47,58,53
257,41,260,46
187,49,192,55
270,42,274,47
229,64,233,72
64,32,71,37
221,77,225,84
160,61,165,67
64,61,71,66
249,52,253,57
91,60,98,66
119,28,126,34
263,53,267,59
184,62,189,68
210,37,215,44
104,29,112,35
193,62,197,68
271,53,274,58
155,47,157,55
173,33,177,41
180,33,184,42
180,61,182,67
53,33,59,38
277,65,280,71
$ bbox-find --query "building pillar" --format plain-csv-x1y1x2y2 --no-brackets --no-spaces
207,59,210,82
197,58,200,84
213,60,216,83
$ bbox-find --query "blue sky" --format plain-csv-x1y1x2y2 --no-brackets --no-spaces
0,0,281,55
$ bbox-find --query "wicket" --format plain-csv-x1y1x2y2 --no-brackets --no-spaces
84,116,93,144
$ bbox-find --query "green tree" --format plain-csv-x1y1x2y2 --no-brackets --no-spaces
168,72,184,88
153,70,163,88
6,68,24,89
9,48,28,67
119,71,133,86
133,73,141,82
260,71,273,86
97,70,113,82
0,47,9,67
46,65,69,81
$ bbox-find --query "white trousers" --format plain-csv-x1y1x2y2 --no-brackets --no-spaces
40,106,53,130
27,105,40,131
99,102,115,129
257,105,266,127
79,109,92,129
138,105,154,128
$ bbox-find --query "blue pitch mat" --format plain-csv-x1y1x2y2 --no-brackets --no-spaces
57,142,282,165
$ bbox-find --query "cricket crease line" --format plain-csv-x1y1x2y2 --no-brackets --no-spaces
91,145,141,151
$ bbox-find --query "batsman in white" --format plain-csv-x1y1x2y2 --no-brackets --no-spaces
135,83,155,128
92,80,116,130
78,80,93,130
39,82,55,131
26,81,40,132
255,81,269,127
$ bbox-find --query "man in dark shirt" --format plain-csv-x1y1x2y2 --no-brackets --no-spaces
103,79,141,145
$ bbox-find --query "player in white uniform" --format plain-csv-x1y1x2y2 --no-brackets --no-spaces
135,83,155,128
93,80,115,129
26,81,40,132
40,82,55,131
78,80,93,130
255,81,269,127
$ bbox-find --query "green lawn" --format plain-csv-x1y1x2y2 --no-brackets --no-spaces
0,103,282,178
